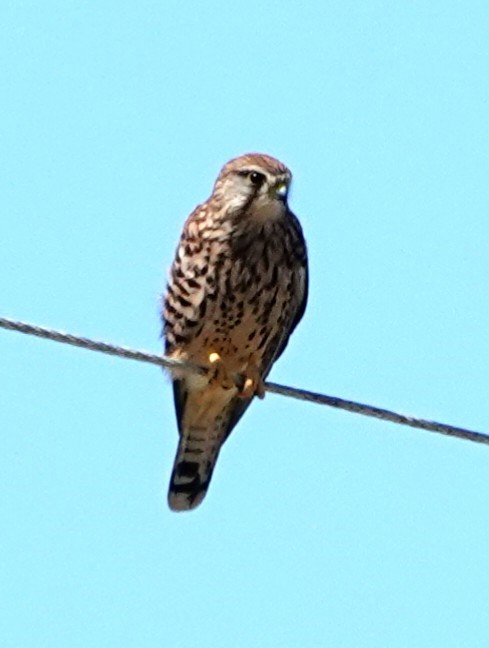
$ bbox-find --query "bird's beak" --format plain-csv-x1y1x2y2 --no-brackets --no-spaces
274,182,288,201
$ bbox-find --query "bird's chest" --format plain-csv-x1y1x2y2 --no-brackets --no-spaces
197,239,298,369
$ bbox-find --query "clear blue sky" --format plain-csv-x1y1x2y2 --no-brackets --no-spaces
1,2,489,646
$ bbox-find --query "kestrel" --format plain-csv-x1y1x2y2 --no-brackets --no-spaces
162,153,308,511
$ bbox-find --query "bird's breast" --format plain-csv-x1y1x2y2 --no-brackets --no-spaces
187,231,301,373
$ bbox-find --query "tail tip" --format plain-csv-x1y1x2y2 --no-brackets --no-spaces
168,488,207,512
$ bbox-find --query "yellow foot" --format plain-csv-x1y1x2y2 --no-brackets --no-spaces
208,352,235,391
237,358,266,400
238,376,266,400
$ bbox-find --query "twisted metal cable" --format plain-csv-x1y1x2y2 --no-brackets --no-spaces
1,316,487,446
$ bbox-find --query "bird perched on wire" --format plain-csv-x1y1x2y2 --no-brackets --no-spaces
162,153,308,511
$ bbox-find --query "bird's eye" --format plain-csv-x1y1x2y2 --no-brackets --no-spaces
248,171,265,186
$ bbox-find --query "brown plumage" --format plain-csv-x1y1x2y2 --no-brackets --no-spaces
162,153,308,511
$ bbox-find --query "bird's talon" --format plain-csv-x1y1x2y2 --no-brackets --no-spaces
256,380,266,399
237,376,266,400
208,352,235,390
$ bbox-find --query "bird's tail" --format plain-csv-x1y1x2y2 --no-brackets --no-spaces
168,423,224,512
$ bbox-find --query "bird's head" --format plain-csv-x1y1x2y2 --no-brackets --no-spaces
212,153,292,221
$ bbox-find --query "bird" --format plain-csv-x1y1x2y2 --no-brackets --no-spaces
162,153,308,511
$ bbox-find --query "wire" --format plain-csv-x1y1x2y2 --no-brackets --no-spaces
1,316,487,446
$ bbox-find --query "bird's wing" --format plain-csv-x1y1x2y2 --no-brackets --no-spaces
163,204,216,435
172,381,187,436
